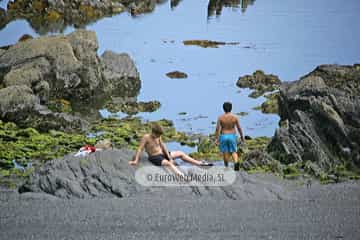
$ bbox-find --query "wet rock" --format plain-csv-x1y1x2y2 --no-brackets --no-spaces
166,71,188,79
267,64,360,174
237,70,281,97
101,50,141,96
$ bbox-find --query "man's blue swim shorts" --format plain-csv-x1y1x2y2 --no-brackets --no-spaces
219,133,237,153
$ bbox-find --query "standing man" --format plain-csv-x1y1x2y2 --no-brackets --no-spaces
215,102,245,171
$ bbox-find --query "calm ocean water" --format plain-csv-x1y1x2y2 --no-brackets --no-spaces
1,0,360,139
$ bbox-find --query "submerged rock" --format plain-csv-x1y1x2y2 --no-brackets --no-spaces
267,64,360,175
183,40,239,48
166,71,188,79
0,30,141,132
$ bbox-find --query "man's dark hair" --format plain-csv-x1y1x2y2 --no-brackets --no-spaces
223,102,232,113
152,123,164,136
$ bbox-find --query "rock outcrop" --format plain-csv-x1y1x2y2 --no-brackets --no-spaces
0,29,140,132
20,149,288,200
237,70,281,98
267,64,360,174
208,0,256,17
1,0,165,33
0,7,7,29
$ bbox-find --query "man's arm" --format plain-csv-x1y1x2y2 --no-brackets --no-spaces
215,118,221,145
159,137,173,162
235,118,245,142
129,135,147,165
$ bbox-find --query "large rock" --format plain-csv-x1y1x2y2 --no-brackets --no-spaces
0,30,141,132
0,85,39,120
0,85,87,131
0,30,102,100
20,149,288,200
101,50,141,96
267,64,360,172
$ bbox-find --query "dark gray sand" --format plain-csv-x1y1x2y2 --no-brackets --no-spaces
1,174,359,240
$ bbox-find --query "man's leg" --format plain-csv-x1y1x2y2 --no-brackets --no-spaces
170,151,203,165
223,152,231,167
232,152,240,171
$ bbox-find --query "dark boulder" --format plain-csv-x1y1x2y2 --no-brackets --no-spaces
267,64,360,172
20,149,288,200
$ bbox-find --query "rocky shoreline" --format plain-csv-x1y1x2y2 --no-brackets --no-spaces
0,0,168,33
0,27,359,196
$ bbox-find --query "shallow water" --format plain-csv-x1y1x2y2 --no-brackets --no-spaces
1,0,360,138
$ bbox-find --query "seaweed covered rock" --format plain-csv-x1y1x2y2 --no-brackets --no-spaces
105,100,160,115
267,64,360,175
252,92,280,114
237,70,281,98
2,0,165,33
0,30,141,132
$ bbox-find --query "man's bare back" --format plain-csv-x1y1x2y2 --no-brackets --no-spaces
218,113,239,134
